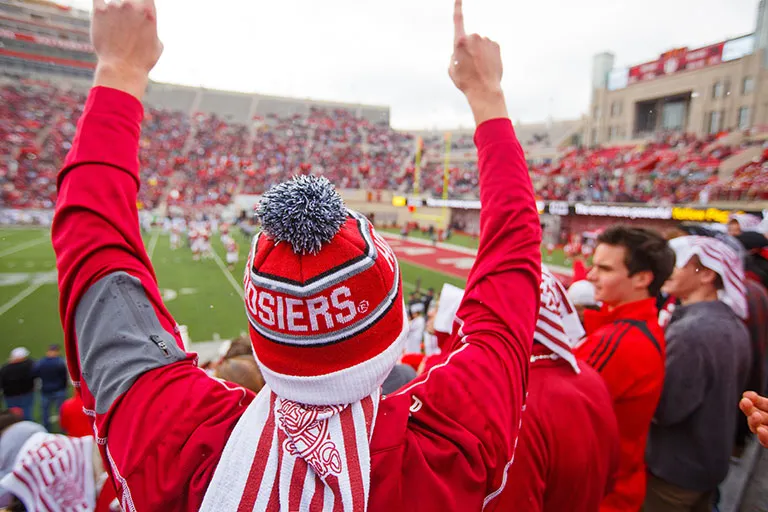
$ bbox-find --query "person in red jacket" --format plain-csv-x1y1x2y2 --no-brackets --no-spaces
51,0,541,510
59,389,93,438
500,267,620,511
574,226,675,512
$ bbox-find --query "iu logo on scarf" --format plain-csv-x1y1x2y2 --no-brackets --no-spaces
276,399,346,477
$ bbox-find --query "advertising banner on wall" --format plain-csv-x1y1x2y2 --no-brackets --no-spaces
393,198,764,226
627,43,726,85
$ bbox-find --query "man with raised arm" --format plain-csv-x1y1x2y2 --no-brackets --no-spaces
52,0,541,510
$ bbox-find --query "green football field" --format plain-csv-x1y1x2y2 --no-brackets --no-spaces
379,226,577,268
0,227,467,360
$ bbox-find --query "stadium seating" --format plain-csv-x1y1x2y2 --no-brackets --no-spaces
1,83,765,210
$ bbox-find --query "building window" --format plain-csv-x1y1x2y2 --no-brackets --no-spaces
661,102,686,131
743,77,754,95
708,111,723,134
610,101,622,117
712,81,723,99
593,105,600,119
609,126,619,140
738,107,751,130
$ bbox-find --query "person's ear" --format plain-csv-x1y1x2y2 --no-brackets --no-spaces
631,269,653,293
699,267,718,287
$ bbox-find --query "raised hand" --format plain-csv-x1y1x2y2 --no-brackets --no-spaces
448,0,508,125
91,0,163,100
740,391,768,448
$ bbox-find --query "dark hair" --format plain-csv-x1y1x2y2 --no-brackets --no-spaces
597,226,675,297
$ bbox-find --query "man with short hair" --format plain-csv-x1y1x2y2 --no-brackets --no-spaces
644,236,751,512
575,226,675,512
33,344,69,431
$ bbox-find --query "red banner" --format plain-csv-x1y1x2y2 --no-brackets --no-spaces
628,42,725,85
0,27,93,53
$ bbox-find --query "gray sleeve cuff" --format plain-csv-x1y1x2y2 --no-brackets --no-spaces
75,272,186,414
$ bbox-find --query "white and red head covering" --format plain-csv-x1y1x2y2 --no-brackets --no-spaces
0,432,96,512
535,266,585,373
668,236,748,319
204,176,406,511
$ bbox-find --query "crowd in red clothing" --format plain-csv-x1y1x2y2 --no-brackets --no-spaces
4,83,768,212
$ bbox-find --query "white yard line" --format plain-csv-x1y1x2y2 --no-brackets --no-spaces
211,249,245,299
0,237,47,259
0,281,44,317
147,231,161,260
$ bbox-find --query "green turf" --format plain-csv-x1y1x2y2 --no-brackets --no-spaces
380,227,479,249
379,226,579,268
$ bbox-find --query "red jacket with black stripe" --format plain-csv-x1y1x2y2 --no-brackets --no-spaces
574,298,665,512
52,87,541,511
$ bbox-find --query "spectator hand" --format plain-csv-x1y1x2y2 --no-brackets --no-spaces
740,391,768,448
91,0,163,101
448,0,508,125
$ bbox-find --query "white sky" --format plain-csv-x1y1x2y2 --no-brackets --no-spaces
60,0,758,130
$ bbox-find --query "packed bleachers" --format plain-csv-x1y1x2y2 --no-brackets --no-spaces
2,82,768,210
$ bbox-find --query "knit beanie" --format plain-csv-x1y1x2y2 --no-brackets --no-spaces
243,176,407,405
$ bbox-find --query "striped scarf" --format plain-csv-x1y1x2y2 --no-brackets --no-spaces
200,386,379,511
0,432,95,512
534,266,585,373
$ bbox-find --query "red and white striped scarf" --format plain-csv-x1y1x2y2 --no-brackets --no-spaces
201,386,379,512
0,433,95,512
535,266,585,373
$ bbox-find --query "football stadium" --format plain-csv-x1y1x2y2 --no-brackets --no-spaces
2,0,768,510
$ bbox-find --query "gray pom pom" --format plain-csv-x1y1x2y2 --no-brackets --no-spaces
257,175,348,255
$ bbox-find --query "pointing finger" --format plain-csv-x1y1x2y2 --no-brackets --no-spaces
453,0,465,47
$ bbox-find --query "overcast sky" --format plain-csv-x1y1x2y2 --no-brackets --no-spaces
61,0,758,130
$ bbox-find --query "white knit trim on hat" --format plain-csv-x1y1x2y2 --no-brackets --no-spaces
254,304,409,405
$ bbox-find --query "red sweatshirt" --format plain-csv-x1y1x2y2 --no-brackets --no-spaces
574,298,665,512
52,87,541,511
498,344,620,511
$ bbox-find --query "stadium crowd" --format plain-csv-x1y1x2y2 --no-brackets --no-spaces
3,0,768,511
4,84,768,210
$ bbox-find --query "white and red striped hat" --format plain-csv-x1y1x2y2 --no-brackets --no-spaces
668,235,748,319
0,432,96,512
535,266,585,373
244,176,407,405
